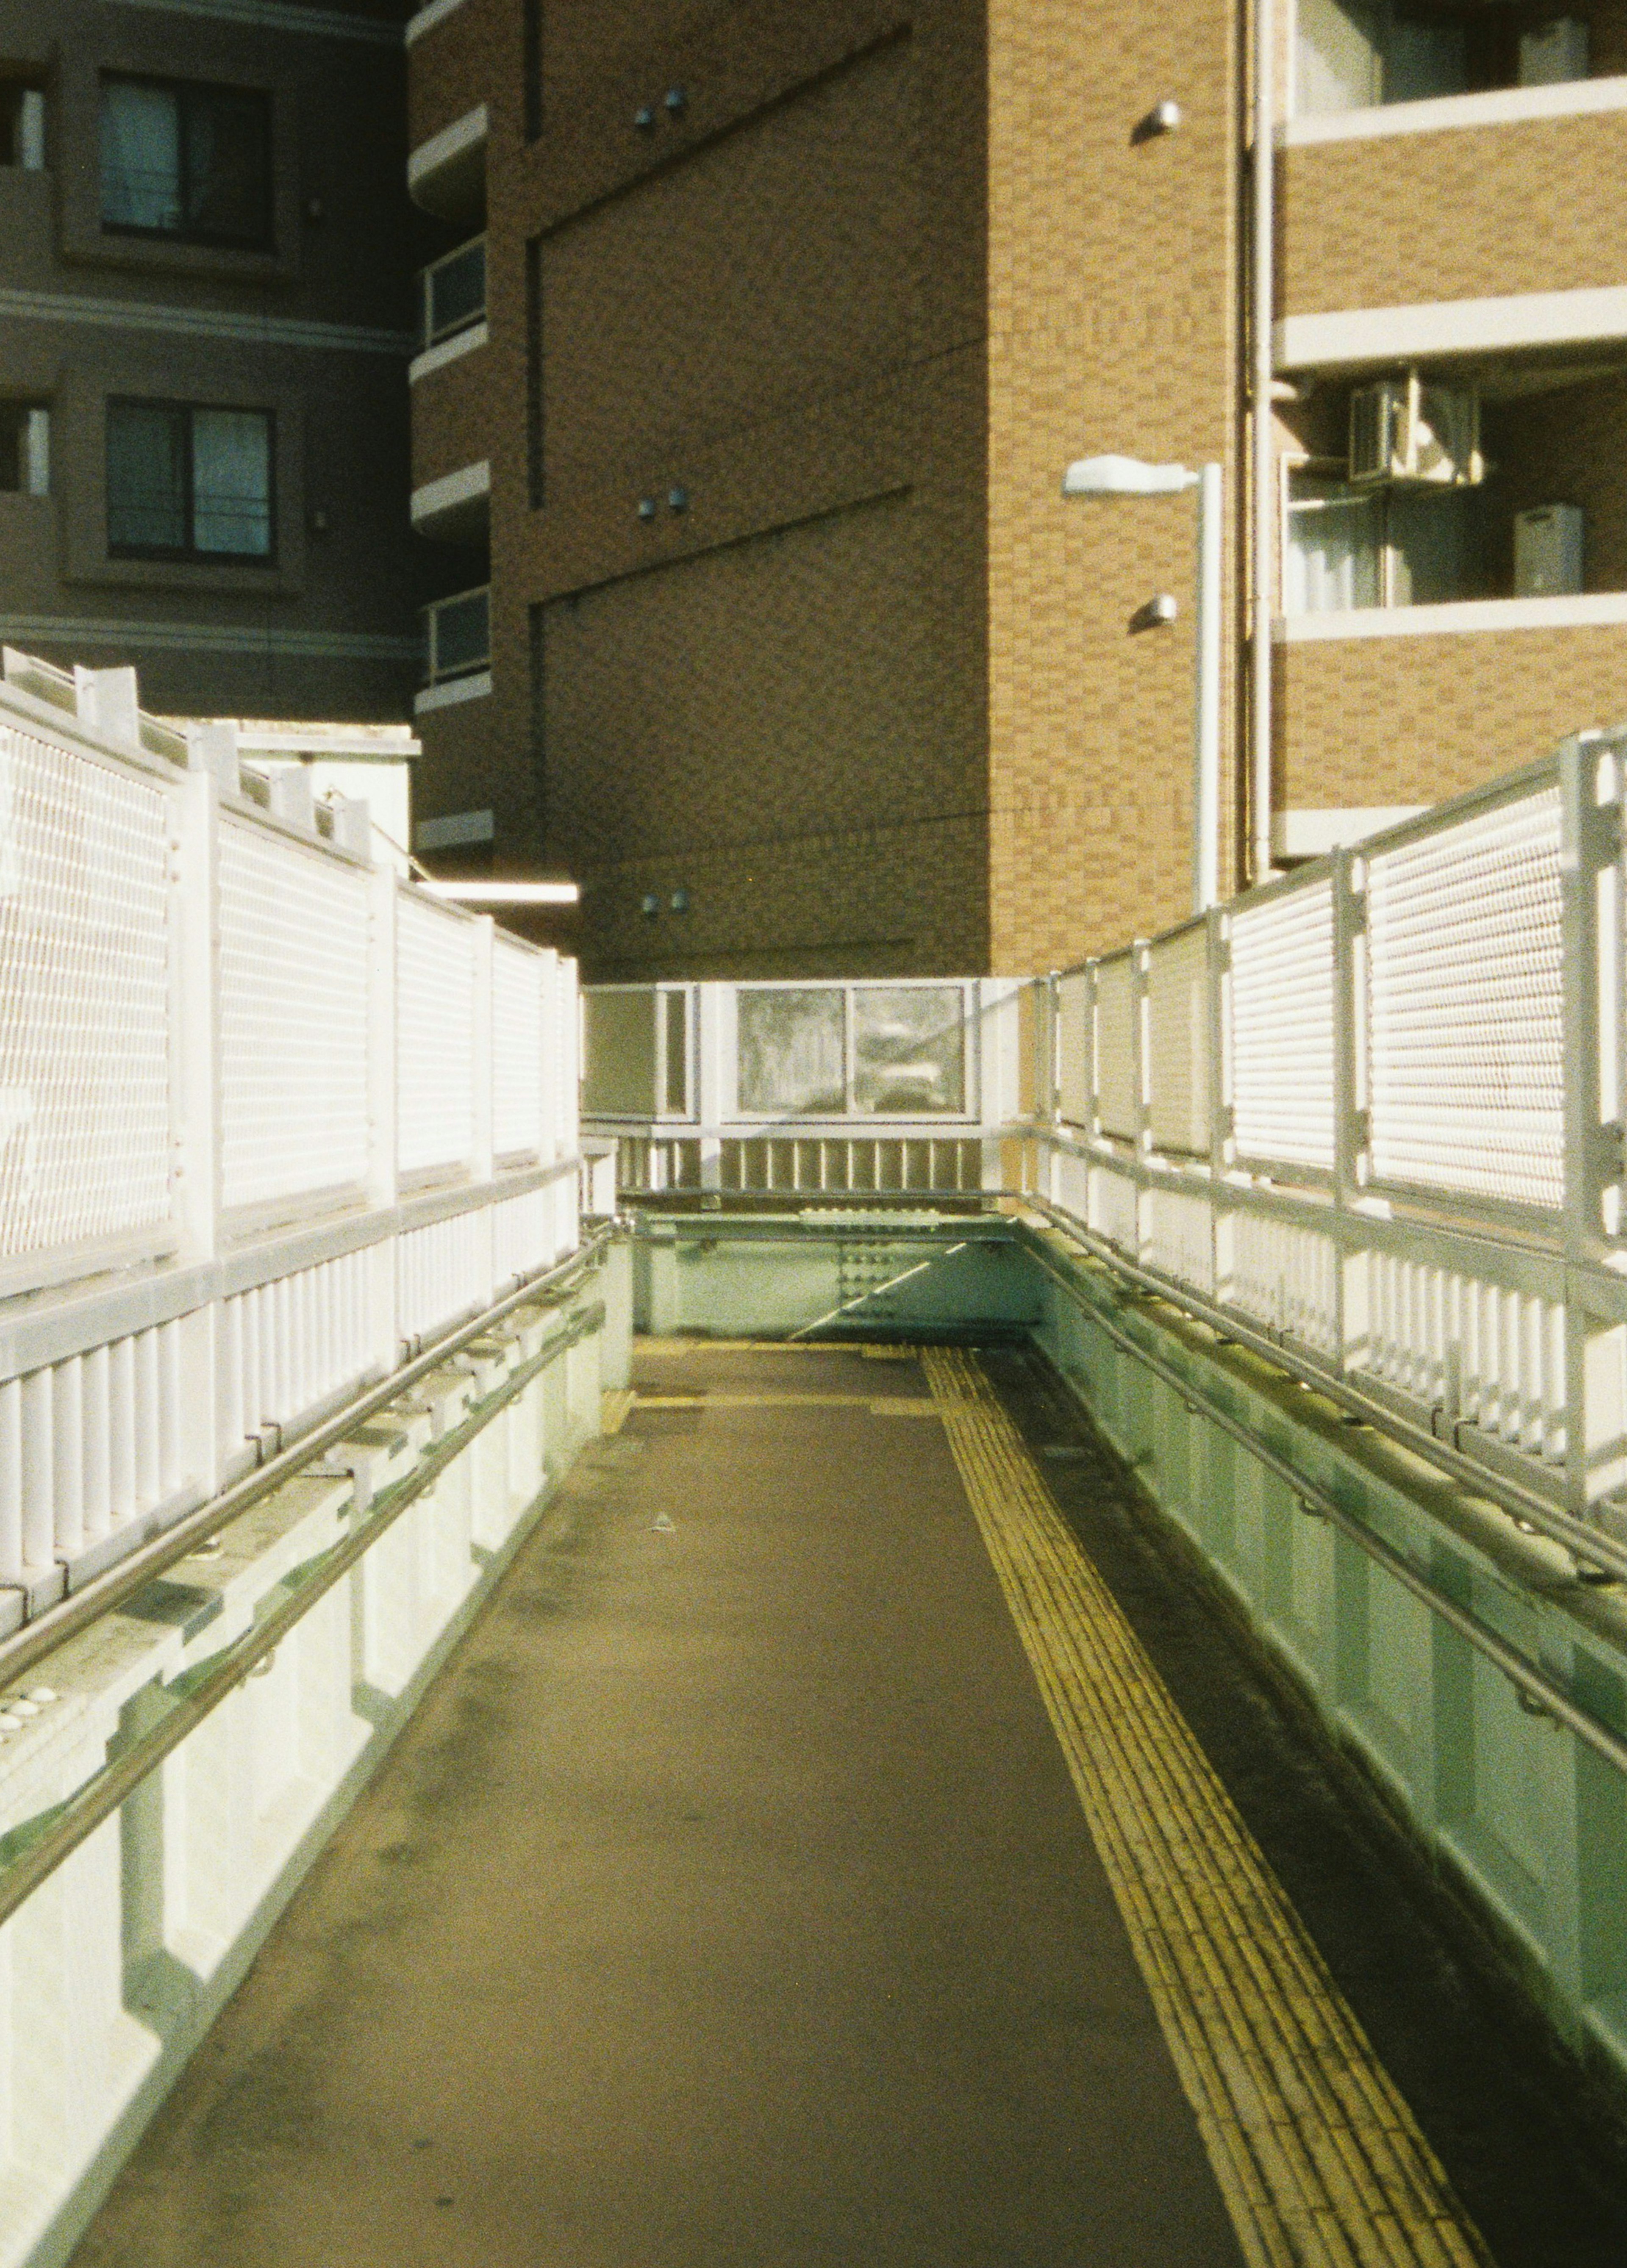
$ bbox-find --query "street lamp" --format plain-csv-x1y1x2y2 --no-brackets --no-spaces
1062,452,1224,916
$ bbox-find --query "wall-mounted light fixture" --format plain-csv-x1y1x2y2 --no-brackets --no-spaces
670,888,690,913
1063,451,1222,915
634,105,655,131
637,496,658,521
664,86,688,115
667,485,689,513
641,893,660,918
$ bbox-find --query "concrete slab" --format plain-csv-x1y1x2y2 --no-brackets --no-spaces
69,1342,1244,2268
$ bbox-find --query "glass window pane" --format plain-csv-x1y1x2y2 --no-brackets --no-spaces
1384,12,1468,102
431,590,489,679
1285,478,1383,613
428,241,486,342
101,80,180,231
1389,489,1476,606
737,989,845,1115
191,409,271,556
852,987,966,1115
107,402,187,552
185,88,271,246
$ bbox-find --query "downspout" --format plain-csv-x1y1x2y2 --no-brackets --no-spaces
1249,0,1276,884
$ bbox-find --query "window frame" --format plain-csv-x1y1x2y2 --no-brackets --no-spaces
99,71,274,253
106,397,278,567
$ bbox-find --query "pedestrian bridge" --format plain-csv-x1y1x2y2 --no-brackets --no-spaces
0,652,1625,2266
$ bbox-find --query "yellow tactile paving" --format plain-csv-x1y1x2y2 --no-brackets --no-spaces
921,1345,1496,2268
636,1393,941,1418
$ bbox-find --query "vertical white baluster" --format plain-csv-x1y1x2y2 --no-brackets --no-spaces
81,1342,111,1544
134,1327,161,1507
110,1333,137,1523
158,1317,183,1494
53,1354,84,1559
21,1366,52,1570
0,1378,22,1578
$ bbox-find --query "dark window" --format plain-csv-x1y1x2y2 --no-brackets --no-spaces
0,82,45,169
0,405,49,495
100,75,272,250
107,401,274,562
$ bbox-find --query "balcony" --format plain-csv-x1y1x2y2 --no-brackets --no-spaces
1278,97,1627,358
407,102,487,229
416,583,490,714
411,235,486,382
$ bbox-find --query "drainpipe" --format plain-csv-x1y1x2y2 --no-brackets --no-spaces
1249,0,1276,885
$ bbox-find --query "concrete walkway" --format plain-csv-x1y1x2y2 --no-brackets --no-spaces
71,1339,1255,2267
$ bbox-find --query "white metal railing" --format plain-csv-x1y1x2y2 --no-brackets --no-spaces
0,646,581,1607
418,233,486,351
421,585,489,687
1020,742,1627,1536
582,978,1030,1198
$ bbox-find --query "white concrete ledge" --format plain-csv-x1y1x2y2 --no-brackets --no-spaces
410,459,490,538
414,671,491,715
406,0,472,42
409,322,487,385
1284,71,1627,145
1277,284,1627,370
407,105,488,217
1277,591,1627,641
1273,806,1427,858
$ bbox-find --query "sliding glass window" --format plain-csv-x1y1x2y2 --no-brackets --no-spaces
107,402,275,563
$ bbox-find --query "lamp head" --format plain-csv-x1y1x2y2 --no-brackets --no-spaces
1062,453,1200,497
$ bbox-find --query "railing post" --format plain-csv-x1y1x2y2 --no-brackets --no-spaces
172,745,223,1498
1332,846,1368,1377
1559,733,1627,1525
697,983,730,1192
367,863,400,1373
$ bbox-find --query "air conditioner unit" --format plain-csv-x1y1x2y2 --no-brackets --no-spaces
1513,504,1584,597
1348,372,1483,488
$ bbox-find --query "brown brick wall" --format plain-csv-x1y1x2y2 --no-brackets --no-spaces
1280,110,1627,315
407,0,494,152
986,0,1242,972
1276,620,1627,809
537,36,920,498
411,0,994,982
410,341,495,491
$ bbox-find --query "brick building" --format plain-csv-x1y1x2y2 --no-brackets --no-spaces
405,0,1627,976
0,0,420,723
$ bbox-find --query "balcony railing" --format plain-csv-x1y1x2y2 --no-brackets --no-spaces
418,234,486,352
422,584,489,687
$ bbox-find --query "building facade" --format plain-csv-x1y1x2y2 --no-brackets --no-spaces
406,0,1627,976
0,0,420,724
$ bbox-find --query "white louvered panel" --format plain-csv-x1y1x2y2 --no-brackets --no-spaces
1088,1164,1141,1257
217,818,370,1212
1146,926,1211,1158
1229,878,1336,1172
1146,1186,1213,1295
1095,953,1138,1140
397,1210,490,1342
1366,791,1563,1209
491,1186,550,1282
216,1248,373,1460
1222,1212,1338,1359
1057,972,1091,1129
0,725,173,1269
492,938,544,1162
397,891,478,1180
1356,1255,1567,1468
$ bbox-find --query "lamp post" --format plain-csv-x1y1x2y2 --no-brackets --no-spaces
1062,452,1224,917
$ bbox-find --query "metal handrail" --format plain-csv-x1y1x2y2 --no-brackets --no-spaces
0,1226,616,1692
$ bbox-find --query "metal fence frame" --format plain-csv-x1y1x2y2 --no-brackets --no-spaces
1022,740,1627,1538
0,652,582,1611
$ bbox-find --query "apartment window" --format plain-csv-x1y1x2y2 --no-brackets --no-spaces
107,402,274,562
1286,470,1479,610
100,75,272,249
0,82,45,169
0,406,50,496
1296,0,1589,114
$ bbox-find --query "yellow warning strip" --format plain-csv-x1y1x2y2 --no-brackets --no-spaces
921,1346,1494,2268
